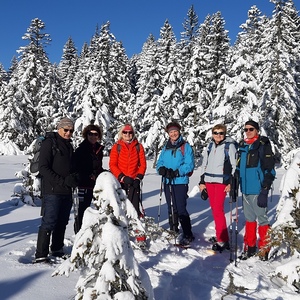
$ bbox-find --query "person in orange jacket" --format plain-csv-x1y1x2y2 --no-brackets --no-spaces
109,123,147,218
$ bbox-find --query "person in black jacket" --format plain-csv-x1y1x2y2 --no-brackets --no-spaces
34,117,78,263
73,124,104,233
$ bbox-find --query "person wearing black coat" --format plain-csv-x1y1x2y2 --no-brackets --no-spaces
34,117,78,263
73,124,104,233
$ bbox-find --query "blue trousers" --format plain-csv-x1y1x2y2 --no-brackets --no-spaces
164,184,192,237
40,194,73,251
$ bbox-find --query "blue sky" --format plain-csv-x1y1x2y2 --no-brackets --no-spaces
0,0,298,70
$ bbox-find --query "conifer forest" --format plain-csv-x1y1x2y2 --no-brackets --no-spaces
0,0,299,164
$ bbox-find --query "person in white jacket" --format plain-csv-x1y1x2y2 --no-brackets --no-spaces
199,124,237,252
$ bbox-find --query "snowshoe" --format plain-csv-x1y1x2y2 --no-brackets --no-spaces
32,256,52,264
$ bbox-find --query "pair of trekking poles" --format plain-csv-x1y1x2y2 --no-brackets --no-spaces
157,177,179,246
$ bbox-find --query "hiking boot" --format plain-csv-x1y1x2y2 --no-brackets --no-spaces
178,234,195,246
239,246,256,260
209,236,217,243
212,241,230,252
258,249,269,261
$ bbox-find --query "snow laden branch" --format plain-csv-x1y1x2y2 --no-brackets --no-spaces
268,151,300,291
52,171,154,300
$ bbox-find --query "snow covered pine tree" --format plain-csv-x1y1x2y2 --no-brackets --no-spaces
52,171,154,300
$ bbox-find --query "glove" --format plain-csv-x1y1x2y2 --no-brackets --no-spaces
133,179,140,188
64,173,79,188
257,189,269,208
158,167,167,176
201,189,208,201
165,169,179,180
123,176,134,185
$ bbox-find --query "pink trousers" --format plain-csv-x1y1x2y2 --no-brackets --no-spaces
206,183,229,243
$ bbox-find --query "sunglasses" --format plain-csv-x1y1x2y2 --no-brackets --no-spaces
88,132,99,137
122,131,133,135
63,128,74,133
244,127,255,132
213,132,225,136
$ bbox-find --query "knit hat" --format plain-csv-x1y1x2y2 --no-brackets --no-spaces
123,124,133,132
165,122,181,133
245,120,259,131
57,117,74,130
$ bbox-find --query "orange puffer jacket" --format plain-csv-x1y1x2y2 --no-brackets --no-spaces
109,139,147,181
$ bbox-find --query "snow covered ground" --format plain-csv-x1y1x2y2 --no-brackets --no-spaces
0,155,299,299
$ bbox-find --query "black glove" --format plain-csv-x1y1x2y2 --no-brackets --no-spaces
123,176,134,185
165,169,179,180
64,173,78,188
133,179,140,188
158,167,167,176
257,189,269,208
201,189,208,201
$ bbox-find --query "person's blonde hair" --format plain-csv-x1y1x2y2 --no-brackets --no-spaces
117,123,136,141
211,124,227,135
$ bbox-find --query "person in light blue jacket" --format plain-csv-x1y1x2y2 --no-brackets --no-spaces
156,121,195,246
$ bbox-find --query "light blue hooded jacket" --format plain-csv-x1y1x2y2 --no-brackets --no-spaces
156,136,194,184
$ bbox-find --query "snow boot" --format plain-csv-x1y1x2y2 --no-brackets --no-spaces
258,224,270,261
35,228,51,261
177,234,195,247
239,246,256,260
212,241,230,252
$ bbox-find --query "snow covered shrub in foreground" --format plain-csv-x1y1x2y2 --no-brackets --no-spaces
52,171,154,300
268,151,300,291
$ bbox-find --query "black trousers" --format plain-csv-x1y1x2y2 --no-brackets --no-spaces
74,188,93,233
121,183,142,217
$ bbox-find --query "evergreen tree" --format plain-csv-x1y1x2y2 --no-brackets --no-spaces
58,37,79,112
53,172,154,300
0,18,55,149
259,0,300,162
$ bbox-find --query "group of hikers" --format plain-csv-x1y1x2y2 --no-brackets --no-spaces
33,117,276,264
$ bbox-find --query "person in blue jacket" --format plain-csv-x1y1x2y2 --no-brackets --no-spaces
156,121,195,246
237,120,276,261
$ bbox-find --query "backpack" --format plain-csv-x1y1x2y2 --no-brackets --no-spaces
164,141,193,177
29,132,59,175
206,138,238,182
117,143,140,154
207,138,238,162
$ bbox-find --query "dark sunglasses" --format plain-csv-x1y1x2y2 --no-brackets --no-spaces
63,128,74,133
88,132,99,137
213,131,225,136
122,131,133,134
244,127,255,132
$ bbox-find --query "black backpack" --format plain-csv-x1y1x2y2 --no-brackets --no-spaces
29,132,59,175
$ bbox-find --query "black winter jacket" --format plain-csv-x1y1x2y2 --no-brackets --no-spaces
73,139,104,189
39,132,74,195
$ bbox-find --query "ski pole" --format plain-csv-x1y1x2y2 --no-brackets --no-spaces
229,199,234,263
168,182,177,245
234,197,239,267
157,177,163,227
139,180,146,217
73,187,80,233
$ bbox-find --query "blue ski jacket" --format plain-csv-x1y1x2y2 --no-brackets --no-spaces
156,136,194,184
237,136,276,195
